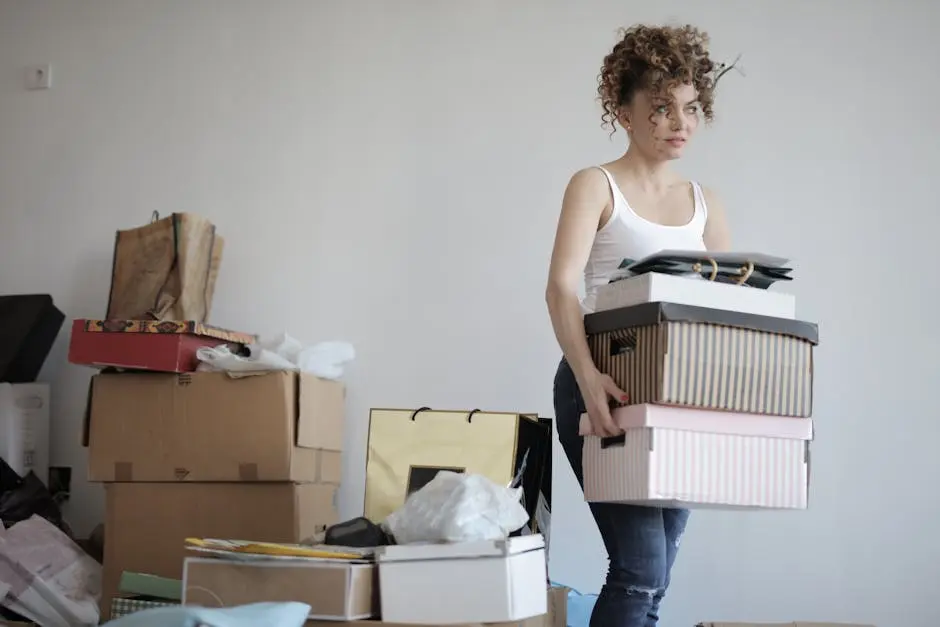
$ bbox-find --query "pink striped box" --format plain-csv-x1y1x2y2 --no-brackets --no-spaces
580,405,812,509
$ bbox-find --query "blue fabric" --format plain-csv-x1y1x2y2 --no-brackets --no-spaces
553,359,690,627
101,602,311,627
551,581,599,627
567,587,600,627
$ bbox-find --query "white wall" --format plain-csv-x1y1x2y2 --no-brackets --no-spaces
1,1,938,625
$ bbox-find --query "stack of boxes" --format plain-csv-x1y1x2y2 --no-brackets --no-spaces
581,255,818,510
175,406,562,626
65,214,352,621
81,367,345,619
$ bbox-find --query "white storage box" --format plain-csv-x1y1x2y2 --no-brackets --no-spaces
595,272,796,318
581,405,812,510
0,383,50,481
375,535,547,625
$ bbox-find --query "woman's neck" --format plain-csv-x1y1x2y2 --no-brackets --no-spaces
617,145,677,192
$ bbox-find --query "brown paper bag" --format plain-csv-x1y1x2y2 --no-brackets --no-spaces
106,212,224,322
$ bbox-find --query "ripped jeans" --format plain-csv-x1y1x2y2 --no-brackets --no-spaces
554,359,689,627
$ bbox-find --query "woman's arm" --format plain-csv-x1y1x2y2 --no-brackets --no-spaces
703,187,732,251
546,168,625,436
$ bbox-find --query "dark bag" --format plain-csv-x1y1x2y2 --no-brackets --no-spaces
0,459,73,537
617,252,793,290
106,212,224,322
0,294,64,383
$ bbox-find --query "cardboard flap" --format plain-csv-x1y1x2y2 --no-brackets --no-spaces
585,302,819,344
80,375,95,447
296,375,345,451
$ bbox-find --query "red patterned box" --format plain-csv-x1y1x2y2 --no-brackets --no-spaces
68,319,254,374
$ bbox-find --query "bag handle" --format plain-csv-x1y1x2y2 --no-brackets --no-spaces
409,407,481,423
692,258,756,286
692,258,719,281
734,261,755,285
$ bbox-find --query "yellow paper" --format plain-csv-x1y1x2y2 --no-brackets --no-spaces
184,538,364,560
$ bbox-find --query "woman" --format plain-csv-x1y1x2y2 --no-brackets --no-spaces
545,24,733,627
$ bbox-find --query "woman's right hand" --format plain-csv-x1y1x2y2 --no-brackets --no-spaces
578,368,628,437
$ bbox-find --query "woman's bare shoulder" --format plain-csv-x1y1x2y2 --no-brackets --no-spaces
568,166,609,189
561,167,610,211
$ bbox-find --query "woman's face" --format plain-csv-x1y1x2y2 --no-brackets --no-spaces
619,83,701,161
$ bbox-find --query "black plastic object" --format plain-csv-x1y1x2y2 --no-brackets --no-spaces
0,457,73,538
0,294,65,383
324,517,393,548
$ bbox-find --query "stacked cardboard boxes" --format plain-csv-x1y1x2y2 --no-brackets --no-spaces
82,369,345,619
581,254,819,510
172,405,559,625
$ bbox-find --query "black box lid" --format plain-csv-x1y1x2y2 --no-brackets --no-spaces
584,301,819,345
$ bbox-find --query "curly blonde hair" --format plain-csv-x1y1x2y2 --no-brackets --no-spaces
598,24,724,132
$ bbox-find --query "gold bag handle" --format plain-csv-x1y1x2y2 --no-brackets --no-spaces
691,258,755,286
735,261,755,285
692,258,719,281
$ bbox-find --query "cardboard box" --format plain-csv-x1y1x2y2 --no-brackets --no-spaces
84,370,344,482
0,383,49,481
183,557,376,620
68,318,254,373
596,272,796,318
100,482,338,620
582,405,813,509
375,535,547,625
585,302,819,417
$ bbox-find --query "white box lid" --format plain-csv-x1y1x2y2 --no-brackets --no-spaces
579,404,813,441
375,534,544,563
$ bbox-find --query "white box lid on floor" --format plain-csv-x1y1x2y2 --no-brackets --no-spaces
375,535,548,625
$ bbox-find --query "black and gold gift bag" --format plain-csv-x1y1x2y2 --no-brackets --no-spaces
364,408,551,528
617,251,794,290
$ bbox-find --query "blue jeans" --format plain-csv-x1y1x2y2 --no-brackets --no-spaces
553,359,690,627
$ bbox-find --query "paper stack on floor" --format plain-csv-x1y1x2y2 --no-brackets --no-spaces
582,251,820,509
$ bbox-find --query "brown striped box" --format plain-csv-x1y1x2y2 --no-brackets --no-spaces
585,302,819,417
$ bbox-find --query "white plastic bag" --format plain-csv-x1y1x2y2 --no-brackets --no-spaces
196,334,355,380
384,471,530,544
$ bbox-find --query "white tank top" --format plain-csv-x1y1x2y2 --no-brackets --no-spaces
581,166,708,313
